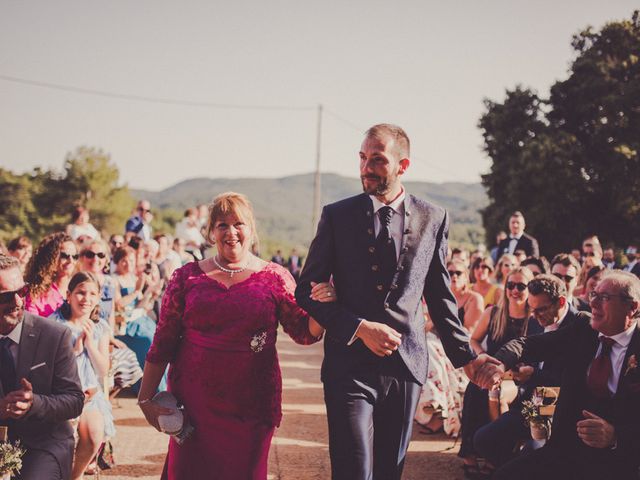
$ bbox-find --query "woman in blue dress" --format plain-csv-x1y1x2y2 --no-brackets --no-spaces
50,271,115,480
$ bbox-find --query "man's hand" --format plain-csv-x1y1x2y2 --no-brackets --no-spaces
0,378,34,419
512,364,534,383
577,410,616,448
465,354,505,389
355,320,402,357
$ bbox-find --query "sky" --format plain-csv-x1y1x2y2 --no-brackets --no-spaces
0,1,637,191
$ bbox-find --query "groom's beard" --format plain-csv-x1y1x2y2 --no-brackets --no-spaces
361,174,396,196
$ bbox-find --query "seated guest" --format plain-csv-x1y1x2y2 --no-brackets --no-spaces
471,256,502,308
551,253,589,312
125,200,153,241
49,272,115,480
473,274,591,470
66,206,100,241
25,232,78,317
579,266,606,312
520,256,550,277
6,236,33,275
496,253,518,287
0,254,84,480
415,261,482,436
602,247,618,270
479,270,640,480
175,208,206,260
78,241,143,397
459,267,535,478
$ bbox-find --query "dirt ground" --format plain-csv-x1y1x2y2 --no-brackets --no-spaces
104,335,464,479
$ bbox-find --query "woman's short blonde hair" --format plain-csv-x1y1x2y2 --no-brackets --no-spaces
206,192,258,246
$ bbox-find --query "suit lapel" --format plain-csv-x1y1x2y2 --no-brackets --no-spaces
615,324,640,397
16,314,40,383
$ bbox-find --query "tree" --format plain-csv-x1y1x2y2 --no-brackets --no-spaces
480,11,640,255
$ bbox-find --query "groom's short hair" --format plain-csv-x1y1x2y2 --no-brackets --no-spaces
364,124,410,158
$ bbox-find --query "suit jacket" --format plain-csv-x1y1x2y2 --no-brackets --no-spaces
498,232,540,258
295,193,474,384
514,307,590,405
3,313,84,479
495,319,640,476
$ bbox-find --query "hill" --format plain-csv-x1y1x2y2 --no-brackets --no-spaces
132,173,487,249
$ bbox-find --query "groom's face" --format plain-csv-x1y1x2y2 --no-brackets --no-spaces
359,134,407,197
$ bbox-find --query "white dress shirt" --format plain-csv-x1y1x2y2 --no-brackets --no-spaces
0,319,23,364
590,322,637,395
508,234,522,254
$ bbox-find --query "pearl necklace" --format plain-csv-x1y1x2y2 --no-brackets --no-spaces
213,255,248,278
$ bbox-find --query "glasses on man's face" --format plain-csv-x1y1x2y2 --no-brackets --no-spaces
474,265,491,271
506,281,528,292
83,251,106,260
588,291,632,303
59,252,79,261
553,273,575,283
583,243,593,248
448,270,464,278
139,208,152,214
0,284,30,304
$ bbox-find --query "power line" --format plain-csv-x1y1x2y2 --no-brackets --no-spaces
0,74,315,112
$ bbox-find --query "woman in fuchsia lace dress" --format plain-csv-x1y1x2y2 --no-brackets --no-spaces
138,192,333,479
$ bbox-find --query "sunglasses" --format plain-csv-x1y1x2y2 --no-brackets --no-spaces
448,270,464,277
59,252,79,261
553,273,575,282
474,265,491,271
83,251,106,260
139,208,152,214
506,281,528,292
0,284,30,304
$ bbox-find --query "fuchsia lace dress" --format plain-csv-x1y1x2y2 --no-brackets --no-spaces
146,261,320,480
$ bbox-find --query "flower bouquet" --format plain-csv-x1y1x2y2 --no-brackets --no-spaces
0,441,25,480
521,398,551,441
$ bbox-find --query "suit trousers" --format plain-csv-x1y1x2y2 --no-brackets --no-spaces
493,443,637,480
323,354,421,480
473,408,529,467
17,448,65,480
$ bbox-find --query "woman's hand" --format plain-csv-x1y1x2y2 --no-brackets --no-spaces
138,400,174,432
310,281,337,303
110,337,128,349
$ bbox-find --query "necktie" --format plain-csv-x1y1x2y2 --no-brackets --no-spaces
0,337,16,394
376,206,397,280
587,337,615,399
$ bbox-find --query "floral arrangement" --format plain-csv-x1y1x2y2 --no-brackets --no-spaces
0,441,25,477
625,354,637,377
521,399,547,426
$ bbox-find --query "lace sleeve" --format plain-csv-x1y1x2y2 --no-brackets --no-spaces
146,265,187,363
274,265,322,345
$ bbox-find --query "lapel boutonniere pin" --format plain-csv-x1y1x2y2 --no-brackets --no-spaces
625,354,638,376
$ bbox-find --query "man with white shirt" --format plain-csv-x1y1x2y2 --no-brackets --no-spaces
623,245,640,278
478,270,640,480
474,274,590,469
497,211,540,258
296,124,482,479
0,255,83,480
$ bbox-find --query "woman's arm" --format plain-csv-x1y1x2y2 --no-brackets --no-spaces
83,322,110,379
463,292,484,334
138,361,172,431
470,307,492,355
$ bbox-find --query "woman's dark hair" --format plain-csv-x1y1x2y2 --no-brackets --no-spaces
113,246,136,265
59,271,101,322
7,236,32,252
520,256,550,275
25,232,75,298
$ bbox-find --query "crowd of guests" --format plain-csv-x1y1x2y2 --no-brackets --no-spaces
1,200,639,479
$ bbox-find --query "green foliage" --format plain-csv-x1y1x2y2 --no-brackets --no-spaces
480,11,640,255
0,146,135,244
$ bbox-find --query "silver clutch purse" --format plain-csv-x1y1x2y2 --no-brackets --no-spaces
152,391,194,445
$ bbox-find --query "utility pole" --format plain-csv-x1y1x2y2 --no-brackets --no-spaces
311,104,323,240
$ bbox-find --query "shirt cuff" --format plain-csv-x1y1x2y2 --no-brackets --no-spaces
347,319,364,345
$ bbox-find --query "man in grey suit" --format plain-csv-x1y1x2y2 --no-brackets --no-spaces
0,254,84,480
296,124,482,479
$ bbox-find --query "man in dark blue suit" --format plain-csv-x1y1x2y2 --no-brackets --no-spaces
474,274,591,469
295,124,480,480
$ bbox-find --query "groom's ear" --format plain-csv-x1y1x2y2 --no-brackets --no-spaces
398,157,410,176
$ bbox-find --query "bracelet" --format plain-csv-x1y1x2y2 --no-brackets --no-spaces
137,398,152,406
